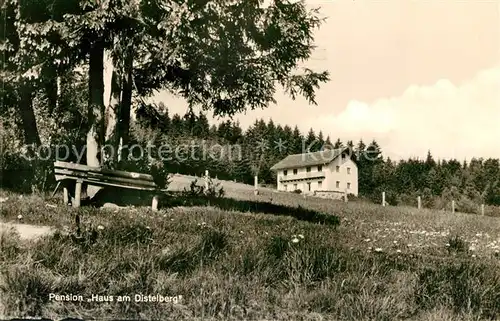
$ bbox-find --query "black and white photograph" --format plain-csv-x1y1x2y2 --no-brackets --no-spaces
1,0,499,320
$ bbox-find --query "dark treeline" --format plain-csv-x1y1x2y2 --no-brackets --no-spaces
135,102,500,210
2,86,499,212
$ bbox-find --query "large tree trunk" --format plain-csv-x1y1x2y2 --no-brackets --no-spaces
56,76,61,110
44,75,57,115
118,49,134,163
104,54,121,168
86,42,105,198
18,82,41,146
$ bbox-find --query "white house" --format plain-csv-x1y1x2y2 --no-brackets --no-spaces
270,147,358,199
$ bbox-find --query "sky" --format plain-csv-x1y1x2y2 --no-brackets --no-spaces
148,0,500,161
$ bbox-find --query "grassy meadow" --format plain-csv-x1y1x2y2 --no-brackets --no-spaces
1,177,500,320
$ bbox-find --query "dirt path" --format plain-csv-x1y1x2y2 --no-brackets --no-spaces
0,222,55,317
0,222,55,241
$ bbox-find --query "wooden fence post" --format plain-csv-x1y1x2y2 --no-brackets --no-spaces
344,189,348,203
254,175,259,195
205,170,209,190
382,191,386,207
73,180,82,208
451,200,455,213
152,195,159,211
63,185,69,205
417,196,421,210
481,204,485,216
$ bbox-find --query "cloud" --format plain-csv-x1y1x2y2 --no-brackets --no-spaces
147,65,500,161
303,64,500,161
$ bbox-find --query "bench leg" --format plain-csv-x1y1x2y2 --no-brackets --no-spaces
152,195,159,211
51,181,61,198
73,180,82,208
63,186,69,205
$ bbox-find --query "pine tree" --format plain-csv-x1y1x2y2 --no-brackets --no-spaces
162,106,171,135
317,131,325,151
182,108,196,136
234,156,253,184
230,121,243,144
280,125,292,155
291,126,303,154
217,120,232,142
170,114,183,137
333,138,344,149
209,124,218,137
356,139,366,160
195,112,210,138
305,128,317,152
346,140,354,150
365,140,383,163
324,136,333,149
425,150,436,169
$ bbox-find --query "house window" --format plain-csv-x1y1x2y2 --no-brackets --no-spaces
318,181,322,188
336,166,340,172
293,169,298,175
336,181,340,188
293,184,297,190
306,166,311,172
347,182,351,189
307,182,311,191
283,170,288,176
347,167,351,174
318,165,322,171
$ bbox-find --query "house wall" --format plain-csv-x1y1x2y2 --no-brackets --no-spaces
324,157,358,196
276,164,328,194
275,156,358,196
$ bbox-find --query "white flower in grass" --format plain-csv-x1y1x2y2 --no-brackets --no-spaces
291,237,299,244
374,248,383,252
298,234,304,239
17,215,23,220
97,225,105,230
396,250,402,253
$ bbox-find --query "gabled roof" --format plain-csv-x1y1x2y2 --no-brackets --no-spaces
270,147,351,171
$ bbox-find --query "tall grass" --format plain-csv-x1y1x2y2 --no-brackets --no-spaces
1,187,500,320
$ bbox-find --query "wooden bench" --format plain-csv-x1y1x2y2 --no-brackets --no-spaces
53,161,167,210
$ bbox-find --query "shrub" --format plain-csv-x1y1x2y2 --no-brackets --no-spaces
446,235,469,254
182,178,225,198
267,236,290,260
0,148,56,193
